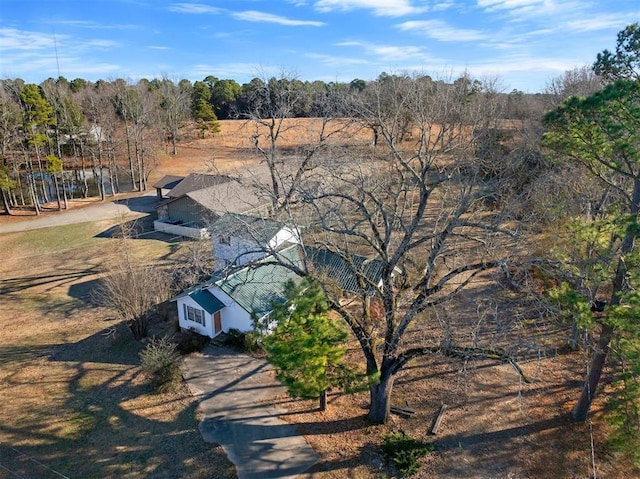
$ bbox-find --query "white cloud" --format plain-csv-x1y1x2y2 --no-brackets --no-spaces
337,41,427,61
149,45,170,50
52,20,138,30
314,0,426,17
168,3,224,14
0,28,57,50
1,50,120,80
85,39,120,48
566,13,640,33
232,10,325,26
476,0,544,12
432,1,455,11
305,52,371,66
476,0,587,19
397,20,486,42
0,28,123,80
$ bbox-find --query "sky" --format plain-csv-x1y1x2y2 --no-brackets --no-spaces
0,0,638,93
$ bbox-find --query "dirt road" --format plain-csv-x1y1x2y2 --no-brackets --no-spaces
0,193,158,234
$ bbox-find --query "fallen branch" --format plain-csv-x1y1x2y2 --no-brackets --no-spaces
429,404,448,435
390,406,416,418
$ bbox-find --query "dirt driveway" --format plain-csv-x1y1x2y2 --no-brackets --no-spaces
0,193,158,234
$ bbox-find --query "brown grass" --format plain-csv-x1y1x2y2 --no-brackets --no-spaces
0,219,235,478
1,119,638,479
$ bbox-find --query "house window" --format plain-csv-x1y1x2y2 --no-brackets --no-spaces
184,304,206,327
219,235,230,245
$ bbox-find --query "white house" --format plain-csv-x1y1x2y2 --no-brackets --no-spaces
171,243,401,339
171,245,303,338
209,213,301,271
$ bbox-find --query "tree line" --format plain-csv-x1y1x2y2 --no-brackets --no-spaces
0,68,596,216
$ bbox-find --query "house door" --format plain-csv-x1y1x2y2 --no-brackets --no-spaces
213,311,222,334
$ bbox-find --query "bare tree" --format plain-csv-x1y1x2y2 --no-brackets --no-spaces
544,66,603,107
112,79,159,191
258,73,528,424
156,75,191,156
94,219,172,340
238,72,354,213
0,81,23,211
82,81,121,197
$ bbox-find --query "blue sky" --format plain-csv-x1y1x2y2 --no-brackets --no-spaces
1,0,638,92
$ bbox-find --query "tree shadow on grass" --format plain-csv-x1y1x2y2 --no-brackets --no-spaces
0,266,102,297
49,321,142,366
0,357,237,479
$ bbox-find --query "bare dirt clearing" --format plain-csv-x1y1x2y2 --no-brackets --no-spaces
1,119,637,478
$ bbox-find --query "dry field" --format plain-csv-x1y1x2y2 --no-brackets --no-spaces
0,119,638,478
0,220,236,478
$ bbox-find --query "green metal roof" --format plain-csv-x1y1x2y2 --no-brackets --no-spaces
189,289,225,314
209,213,286,244
215,245,303,318
304,246,385,295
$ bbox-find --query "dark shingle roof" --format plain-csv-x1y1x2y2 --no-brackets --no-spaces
168,173,232,198
209,213,286,244
153,175,184,190
190,289,225,314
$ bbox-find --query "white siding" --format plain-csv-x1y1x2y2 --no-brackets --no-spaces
208,285,254,333
176,295,215,337
268,226,300,249
213,225,301,270
154,219,210,239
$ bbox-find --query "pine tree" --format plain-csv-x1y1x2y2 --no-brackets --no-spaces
261,278,368,411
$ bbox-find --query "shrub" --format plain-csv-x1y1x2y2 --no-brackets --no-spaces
381,431,433,477
242,330,262,353
225,328,262,354
140,337,183,392
173,328,209,355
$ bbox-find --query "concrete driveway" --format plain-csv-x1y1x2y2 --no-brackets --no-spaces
182,345,318,479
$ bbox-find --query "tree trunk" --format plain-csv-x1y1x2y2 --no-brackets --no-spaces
319,390,327,411
16,173,25,206
573,178,639,421
368,371,394,424
53,174,61,210
61,172,68,209
128,315,149,340
29,176,40,215
34,146,49,204
1,189,12,215
97,151,105,201
80,140,89,197
572,323,614,421
125,124,135,191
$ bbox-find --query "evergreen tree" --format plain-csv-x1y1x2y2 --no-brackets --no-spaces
261,278,368,411
192,80,219,138
543,77,640,464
